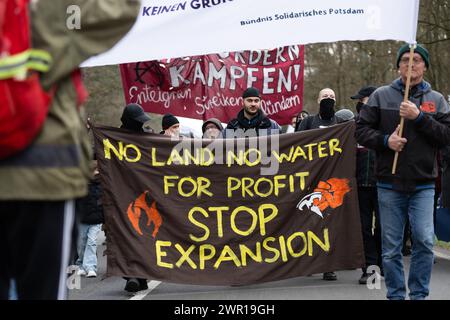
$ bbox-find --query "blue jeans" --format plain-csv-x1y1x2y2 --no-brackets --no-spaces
377,187,435,300
76,223,102,273
8,279,17,300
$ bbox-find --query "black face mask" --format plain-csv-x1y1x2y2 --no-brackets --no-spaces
356,102,364,114
319,98,335,120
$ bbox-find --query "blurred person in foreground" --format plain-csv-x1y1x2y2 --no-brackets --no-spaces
0,0,140,300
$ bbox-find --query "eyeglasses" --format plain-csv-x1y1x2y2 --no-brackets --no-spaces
400,57,424,65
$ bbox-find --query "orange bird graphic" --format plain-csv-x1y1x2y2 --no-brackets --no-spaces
127,191,162,238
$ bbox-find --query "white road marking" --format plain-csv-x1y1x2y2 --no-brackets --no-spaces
128,280,161,300
433,249,450,261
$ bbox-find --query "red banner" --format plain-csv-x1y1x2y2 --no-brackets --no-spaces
119,45,304,125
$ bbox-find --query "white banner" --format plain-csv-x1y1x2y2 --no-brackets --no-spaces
82,0,420,67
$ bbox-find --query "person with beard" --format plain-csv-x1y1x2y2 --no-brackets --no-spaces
223,87,280,138
295,88,337,131
356,44,450,300
350,86,383,284
295,88,338,281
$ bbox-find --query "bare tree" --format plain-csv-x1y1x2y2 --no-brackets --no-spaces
82,1,450,124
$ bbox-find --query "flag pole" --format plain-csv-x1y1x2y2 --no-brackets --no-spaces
391,43,416,175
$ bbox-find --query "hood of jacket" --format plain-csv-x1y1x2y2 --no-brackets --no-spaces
390,78,432,98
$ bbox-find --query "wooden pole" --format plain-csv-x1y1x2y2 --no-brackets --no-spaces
392,44,416,175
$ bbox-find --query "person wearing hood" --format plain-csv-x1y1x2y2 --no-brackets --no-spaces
119,103,152,293
223,87,280,138
356,44,450,300
295,88,338,131
120,103,153,133
202,118,223,139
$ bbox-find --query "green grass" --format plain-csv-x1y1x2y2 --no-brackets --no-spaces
435,239,450,250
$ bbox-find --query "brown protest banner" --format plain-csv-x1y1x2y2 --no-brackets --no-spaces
119,45,304,125
93,121,364,285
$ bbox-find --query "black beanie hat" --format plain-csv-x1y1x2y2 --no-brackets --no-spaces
242,87,260,99
162,114,179,130
396,43,430,68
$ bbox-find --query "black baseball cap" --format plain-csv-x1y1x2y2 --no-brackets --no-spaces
350,86,377,100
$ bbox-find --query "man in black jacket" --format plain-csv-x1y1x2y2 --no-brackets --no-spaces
356,44,450,300
223,87,280,138
351,86,382,285
119,103,152,293
296,87,339,281
296,88,338,131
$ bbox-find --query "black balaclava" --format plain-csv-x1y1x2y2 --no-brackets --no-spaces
121,118,144,132
319,98,335,120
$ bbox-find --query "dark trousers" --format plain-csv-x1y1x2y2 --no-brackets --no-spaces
0,200,75,300
358,187,382,271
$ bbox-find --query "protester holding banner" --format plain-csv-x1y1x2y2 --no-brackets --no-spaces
351,86,382,285
119,103,153,293
223,87,281,138
356,44,450,300
295,88,338,131
92,119,365,286
0,0,140,300
295,87,339,281
202,118,223,139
